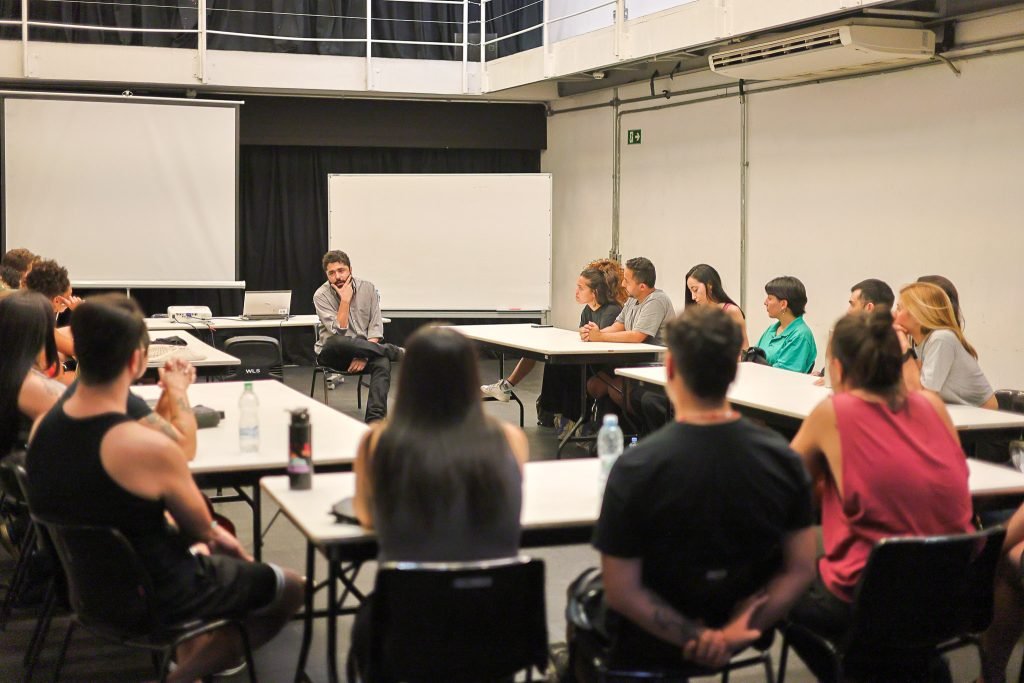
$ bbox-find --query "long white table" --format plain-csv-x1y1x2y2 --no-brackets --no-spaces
261,455,1024,683
450,323,664,453
133,379,368,559
145,314,391,332
615,362,1024,436
145,331,239,371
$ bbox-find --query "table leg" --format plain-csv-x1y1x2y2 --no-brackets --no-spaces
326,548,340,683
556,363,590,459
252,484,262,562
294,542,316,683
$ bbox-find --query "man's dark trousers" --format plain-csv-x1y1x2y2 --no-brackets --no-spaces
317,336,395,423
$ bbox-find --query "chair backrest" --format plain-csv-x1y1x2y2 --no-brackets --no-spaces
224,335,283,381
368,556,548,683
995,389,1024,414
0,449,26,502
843,525,1006,658
32,515,157,641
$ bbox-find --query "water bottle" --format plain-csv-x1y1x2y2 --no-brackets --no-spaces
238,382,260,453
597,414,624,495
288,408,313,490
628,436,638,449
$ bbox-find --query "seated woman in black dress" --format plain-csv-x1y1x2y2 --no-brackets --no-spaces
349,326,529,678
0,290,65,456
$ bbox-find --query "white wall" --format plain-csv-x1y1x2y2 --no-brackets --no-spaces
544,50,1024,388
745,51,1024,388
542,100,615,329
618,96,742,319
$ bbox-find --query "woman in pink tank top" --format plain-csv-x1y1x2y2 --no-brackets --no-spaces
787,309,973,679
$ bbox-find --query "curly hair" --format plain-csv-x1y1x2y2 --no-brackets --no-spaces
24,259,70,300
585,258,627,305
1,248,36,273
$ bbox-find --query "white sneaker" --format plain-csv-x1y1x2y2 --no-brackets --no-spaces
480,379,513,402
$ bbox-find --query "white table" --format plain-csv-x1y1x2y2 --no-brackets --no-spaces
133,379,368,559
260,455,1024,683
261,459,599,683
145,313,324,332
145,314,391,332
145,331,239,370
450,324,664,453
615,362,1024,437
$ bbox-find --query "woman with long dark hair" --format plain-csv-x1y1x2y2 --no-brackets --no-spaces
348,326,528,678
353,325,528,553
684,263,749,350
0,291,65,455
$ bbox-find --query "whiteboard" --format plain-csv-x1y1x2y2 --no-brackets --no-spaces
328,174,551,311
3,95,238,284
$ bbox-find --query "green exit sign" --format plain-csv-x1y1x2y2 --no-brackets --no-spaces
627,129,642,145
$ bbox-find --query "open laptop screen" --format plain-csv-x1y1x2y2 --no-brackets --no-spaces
242,290,291,319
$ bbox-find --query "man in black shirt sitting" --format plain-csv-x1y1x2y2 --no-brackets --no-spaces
571,306,816,679
27,295,303,681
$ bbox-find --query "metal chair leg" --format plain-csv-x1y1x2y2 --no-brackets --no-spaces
777,633,790,683
51,620,75,683
24,579,57,675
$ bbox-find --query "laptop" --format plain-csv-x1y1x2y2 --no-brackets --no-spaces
241,290,292,321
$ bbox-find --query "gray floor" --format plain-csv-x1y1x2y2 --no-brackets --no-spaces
0,360,1005,681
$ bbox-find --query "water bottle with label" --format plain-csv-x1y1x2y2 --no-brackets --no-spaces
597,414,624,496
238,382,260,453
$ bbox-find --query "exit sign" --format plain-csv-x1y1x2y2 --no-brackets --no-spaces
627,129,642,145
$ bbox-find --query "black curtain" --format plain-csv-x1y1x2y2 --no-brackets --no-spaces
234,145,540,362
487,0,542,58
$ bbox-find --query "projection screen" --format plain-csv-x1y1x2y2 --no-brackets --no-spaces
2,95,239,285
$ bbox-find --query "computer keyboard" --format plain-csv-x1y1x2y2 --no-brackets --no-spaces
147,344,205,362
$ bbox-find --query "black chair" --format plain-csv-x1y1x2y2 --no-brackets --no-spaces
33,516,257,683
778,525,1007,683
309,323,370,406
594,645,775,683
996,390,1024,414
223,335,283,382
365,556,548,683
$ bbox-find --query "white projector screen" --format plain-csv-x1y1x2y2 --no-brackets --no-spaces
3,95,238,285
328,174,552,311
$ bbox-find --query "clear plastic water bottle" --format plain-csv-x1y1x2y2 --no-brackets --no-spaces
628,436,638,449
238,382,260,453
597,414,624,495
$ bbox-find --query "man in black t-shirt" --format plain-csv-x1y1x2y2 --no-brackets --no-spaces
571,306,816,679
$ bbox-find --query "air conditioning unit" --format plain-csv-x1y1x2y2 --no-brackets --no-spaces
709,23,935,81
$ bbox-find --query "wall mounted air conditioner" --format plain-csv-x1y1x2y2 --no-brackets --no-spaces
709,23,936,81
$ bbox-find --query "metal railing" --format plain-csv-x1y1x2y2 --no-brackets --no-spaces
0,0,695,90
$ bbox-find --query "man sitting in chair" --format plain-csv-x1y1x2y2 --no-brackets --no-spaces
313,250,402,423
26,295,303,682
568,306,816,681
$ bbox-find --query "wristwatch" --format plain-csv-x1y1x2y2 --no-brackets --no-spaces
902,347,918,363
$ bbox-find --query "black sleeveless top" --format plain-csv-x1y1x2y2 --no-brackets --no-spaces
26,404,194,588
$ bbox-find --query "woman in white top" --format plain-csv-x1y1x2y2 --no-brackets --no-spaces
894,282,996,409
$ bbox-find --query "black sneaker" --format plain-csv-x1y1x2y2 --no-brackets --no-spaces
536,398,555,427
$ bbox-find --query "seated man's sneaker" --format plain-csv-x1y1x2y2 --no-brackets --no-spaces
480,379,513,402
